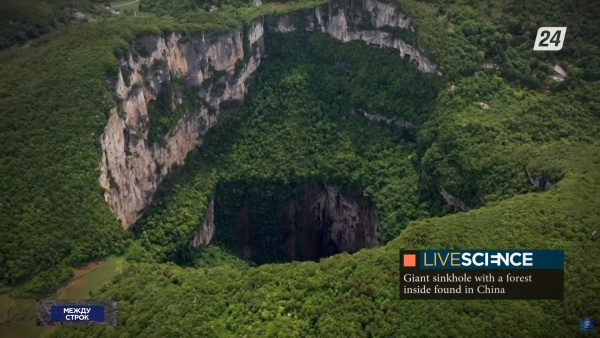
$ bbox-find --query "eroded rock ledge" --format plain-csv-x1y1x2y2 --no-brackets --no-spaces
525,166,554,190
357,109,416,135
99,0,440,228
308,183,382,257
191,198,215,247
421,171,471,212
268,0,440,74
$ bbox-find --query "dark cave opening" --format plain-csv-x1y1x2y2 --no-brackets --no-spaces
212,180,382,265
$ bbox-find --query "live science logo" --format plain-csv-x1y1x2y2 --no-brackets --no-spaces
400,250,564,300
419,250,562,269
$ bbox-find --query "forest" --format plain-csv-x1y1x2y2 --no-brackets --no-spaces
0,0,598,336
0,0,125,50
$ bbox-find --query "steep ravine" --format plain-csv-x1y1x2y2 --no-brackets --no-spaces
99,0,440,228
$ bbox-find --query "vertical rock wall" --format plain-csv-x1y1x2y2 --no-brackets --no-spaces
206,182,382,261
309,183,382,255
191,198,215,247
100,21,265,227
268,0,440,74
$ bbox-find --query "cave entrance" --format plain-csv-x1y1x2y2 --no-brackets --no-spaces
213,180,382,265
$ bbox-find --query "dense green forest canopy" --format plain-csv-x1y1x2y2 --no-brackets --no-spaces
0,0,598,336
0,0,119,50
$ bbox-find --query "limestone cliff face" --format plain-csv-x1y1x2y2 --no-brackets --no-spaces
309,183,382,255
421,170,471,212
525,166,553,190
191,198,215,247
100,0,438,228
100,21,265,227
358,110,416,135
268,0,440,74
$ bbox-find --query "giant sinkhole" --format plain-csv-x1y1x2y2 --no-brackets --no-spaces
133,29,450,267
211,181,382,265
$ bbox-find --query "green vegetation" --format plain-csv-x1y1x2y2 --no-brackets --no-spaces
192,244,252,269
111,0,140,12
145,74,203,145
1,257,122,338
138,0,329,27
0,15,170,296
0,0,75,50
0,0,123,50
56,162,600,337
399,0,600,83
60,4,598,334
0,0,598,336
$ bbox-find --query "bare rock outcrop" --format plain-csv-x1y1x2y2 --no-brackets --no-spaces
267,0,441,74
421,170,471,212
551,64,568,82
191,198,215,247
310,184,382,254
100,21,265,227
437,185,471,212
525,166,553,190
358,110,416,134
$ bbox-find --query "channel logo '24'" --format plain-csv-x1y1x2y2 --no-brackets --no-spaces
533,27,566,51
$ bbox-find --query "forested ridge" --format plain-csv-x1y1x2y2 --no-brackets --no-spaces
0,0,598,336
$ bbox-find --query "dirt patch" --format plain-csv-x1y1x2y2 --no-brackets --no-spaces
56,261,103,299
72,261,102,280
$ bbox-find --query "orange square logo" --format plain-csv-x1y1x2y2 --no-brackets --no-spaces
403,254,416,267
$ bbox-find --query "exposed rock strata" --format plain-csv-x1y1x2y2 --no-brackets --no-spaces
421,170,471,212
211,183,382,261
309,184,382,255
267,0,440,74
437,185,471,212
191,198,215,247
99,0,439,228
525,166,553,190
358,110,416,135
100,22,265,227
